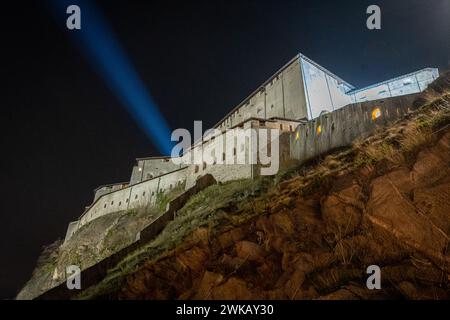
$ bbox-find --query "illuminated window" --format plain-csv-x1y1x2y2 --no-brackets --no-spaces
316,125,322,135
372,108,381,120
295,131,300,141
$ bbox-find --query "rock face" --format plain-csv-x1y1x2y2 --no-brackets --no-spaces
113,129,450,300
20,78,450,300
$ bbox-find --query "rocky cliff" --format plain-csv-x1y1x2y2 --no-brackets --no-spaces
19,72,450,300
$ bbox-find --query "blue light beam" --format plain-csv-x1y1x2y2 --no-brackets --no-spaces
48,0,173,155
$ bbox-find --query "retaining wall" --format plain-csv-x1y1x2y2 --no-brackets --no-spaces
64,167,188,243
290,93,421,162
36,174,217,300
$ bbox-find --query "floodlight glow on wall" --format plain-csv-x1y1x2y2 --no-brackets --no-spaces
48,0,173,155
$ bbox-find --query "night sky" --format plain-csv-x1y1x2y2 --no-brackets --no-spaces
0,0,448,299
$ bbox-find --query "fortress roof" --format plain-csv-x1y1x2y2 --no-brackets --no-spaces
212,52,355,130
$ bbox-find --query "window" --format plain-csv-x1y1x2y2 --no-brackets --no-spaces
289,125,293,131
151,191,155,196
194,165,199,173
316,125,322,135
142,191,146,196
104,204,107,208
118,201,122,206
295,131,300,141
202,162,207,170
233,148,236,156
279,124,283,130
126,198,129,203
372,108,381,120
135,194,138,200
271,104,274,109
111,201,114,205
170,184,173,190
222,153,226,161
403,79,413,86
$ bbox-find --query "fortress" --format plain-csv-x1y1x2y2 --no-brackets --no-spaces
63,53,438,243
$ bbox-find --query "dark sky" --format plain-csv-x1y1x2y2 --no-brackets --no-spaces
0,0,448,299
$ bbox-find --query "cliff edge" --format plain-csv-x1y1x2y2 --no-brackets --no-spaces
19,72,450,300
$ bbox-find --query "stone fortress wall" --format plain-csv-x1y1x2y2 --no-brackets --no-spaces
64,167,188,242
63,53,439,243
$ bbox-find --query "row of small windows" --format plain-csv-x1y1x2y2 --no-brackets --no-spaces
101,187,173,208
193,149,239,173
